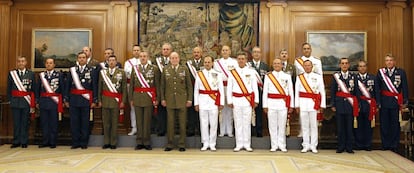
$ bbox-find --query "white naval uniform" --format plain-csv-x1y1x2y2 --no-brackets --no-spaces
262,71,294,151
227,66,259,149
124,57,141,133
194,69,224,149
294,56,323,75
294,72,326,151
214,57,238,137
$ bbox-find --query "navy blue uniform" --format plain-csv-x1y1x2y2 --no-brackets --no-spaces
375,67,408,151
249,61,269,137
65,65,98,148
331,72,358,152
36,71,64,147
7,69,35,146
354,73,376,150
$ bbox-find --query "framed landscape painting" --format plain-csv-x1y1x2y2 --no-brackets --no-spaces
31,28,92,71
306,31,367,73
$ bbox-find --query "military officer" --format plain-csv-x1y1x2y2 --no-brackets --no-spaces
124,44,141,136
194,56,224,151
98,55,127,150
248,46,269,137
376,54,408,152
65,52,98,149
214,45,238,138
263,58,294,152
161,52,193,152
280,49,296,83
331,58,359,154
155,43,172,136
355,60,376,151
295,60,326,154
81,46,99,67
227,52,259,152
96,48,122,71
7,56,35,148
294,43,323,75
186,46,204,137
130,51,160,150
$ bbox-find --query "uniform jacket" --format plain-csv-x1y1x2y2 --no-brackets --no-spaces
248,60,269,82
294,72,326,111
213,57,238,82
65,65,98,107
7,69,35,108
35,70,64,110
330,71,359,114
375,67,409,109
160,65,193,109
187,58,204,82
227,66,259,106
129,64,160,107
263,71,294,110
356,73,377,113
193,69,224,110
98,68,127,108
294,56,323,75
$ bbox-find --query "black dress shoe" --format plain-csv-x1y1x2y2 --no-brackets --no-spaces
81,146,88,149
135,144,144,150
102,144,111,149
164,147,172,151
38,144,49,148
336,149,344,153
256,133,263,138
144,145,152,150
50,145,56,149
21,144,28,148
10,144,20,148
110,145,117,149
187,133,195,137
158,133,165,136
346,150,354,154
365,148,372,151
179,148,186,152
71,145,81,149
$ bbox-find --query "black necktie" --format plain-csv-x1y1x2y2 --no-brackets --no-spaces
19,71,23,77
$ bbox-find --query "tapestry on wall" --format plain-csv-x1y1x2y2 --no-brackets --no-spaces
138,1,259,60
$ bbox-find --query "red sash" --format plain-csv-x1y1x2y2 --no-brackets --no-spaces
336,91,359,117
267,73,290,108
40,92,63,113
360,96,377,121
268,94,290,108
11,90,35,109
197,71,220,105
230,69,254,107
299,92,321,110
232,92,255,107
71,89,93,105
134,87,157,103
223,81,228,86
381,90,403,108
200,90,220,106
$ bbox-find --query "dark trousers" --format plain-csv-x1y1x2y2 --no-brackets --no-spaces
135,106,152,145
380,108,400,150
157,104,167,135
102,108,119,146
336,113,353,151
70,106,90,147
187,106,199,135
254,90,263,135
166,108,187,148
40,108,58,146
354,112,373,149
12,108,30,145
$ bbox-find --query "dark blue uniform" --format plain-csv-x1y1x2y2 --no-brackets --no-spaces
65,65,97,148
36,70,64,148
354,73,376,150
7,69,35,147
249,61,269,137
331,72,358,153
375,67,408,151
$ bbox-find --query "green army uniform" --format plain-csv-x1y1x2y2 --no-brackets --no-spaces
161,64,193,148
129,64,160,146
98,68,127,147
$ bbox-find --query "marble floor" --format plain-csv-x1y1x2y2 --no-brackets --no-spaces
0,145,414,173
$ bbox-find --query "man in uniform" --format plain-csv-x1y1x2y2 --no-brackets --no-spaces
97,48,122,71
36,58,64,149
98,55,127,150
354,60,376,151
280,49,296,82
194,55,224,151
227,52,259,152
65,52,97,149
161,52,193,152
7,56,35,148
186,46,204,137
130,51,160,150
331,58,358,154
376,54,408,152
263,58,294,152
124,44,141,136
214,45,238,138
295,60,326,153
155,43,172,136
248,46,269,137
82,46,99,67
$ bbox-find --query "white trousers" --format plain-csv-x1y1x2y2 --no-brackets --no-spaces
199,109,218,148
220,87,233,136
300,111,318,149
127,84,136,130
268,109,287,149
233,106,252,148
